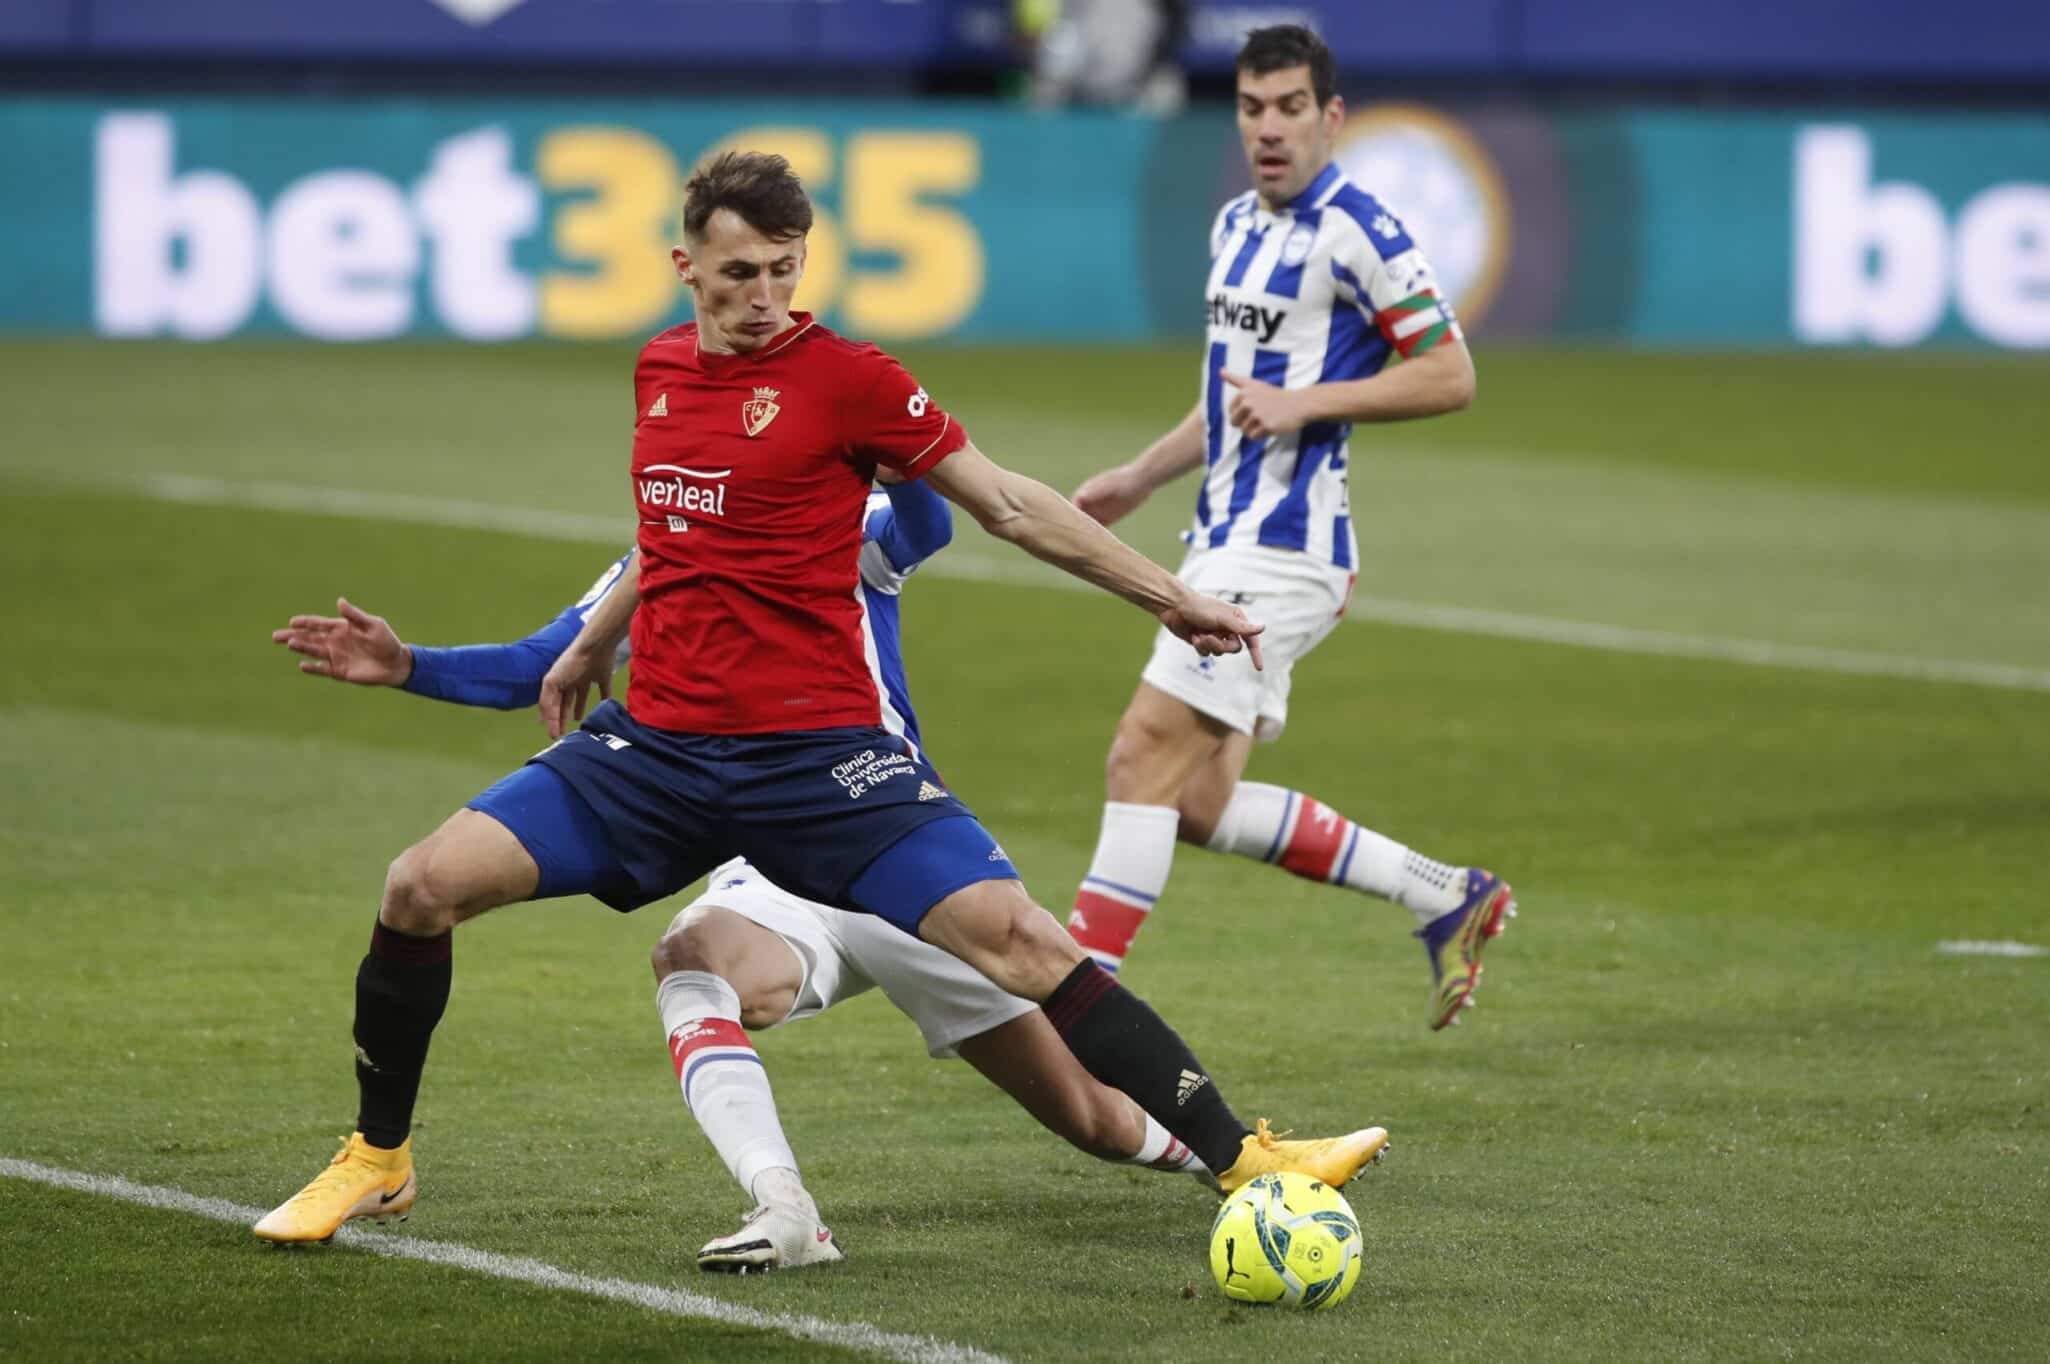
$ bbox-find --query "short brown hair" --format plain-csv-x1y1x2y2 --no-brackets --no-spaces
682,151,813,243
1236,25,1338,107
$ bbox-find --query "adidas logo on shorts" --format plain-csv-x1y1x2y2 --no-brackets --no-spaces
1176,1069,1210,1106
918,781,947,802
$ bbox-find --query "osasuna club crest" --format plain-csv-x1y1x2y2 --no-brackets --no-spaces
742,386,781,437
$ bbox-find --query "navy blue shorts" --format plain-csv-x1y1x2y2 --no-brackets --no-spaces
467,699,1017,934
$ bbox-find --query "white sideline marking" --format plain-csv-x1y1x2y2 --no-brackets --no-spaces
0,1157,1007,1364
1935,940,2048,958
70,472,2050,696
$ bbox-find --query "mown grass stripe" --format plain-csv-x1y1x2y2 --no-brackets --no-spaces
14,469,2050,696
0,1157,1009,1364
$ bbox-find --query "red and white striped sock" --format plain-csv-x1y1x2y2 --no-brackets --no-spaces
1066,802,1180,972
657,970,802,1200
1127,1113,1210,1180
1208,782,1464,927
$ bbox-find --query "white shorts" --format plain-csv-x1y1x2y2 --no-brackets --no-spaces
668,858,1035,1059
1140,545,1354,742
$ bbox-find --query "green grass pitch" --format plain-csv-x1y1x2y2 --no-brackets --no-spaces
1,339,2046,1362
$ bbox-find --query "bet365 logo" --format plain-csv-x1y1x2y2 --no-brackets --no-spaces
94,113,987,343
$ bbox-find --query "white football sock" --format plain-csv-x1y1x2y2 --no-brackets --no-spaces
1065,802,1180,971
1126,1112,1211,1179
1208,782,1465,926
657,970,802,1198
750,1165,816,1215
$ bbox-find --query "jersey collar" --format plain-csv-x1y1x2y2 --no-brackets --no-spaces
1253,162,1342,228
1286,162,1342,214
695,311,816,368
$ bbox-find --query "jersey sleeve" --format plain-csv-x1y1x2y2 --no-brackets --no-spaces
1330,201,1463,359
1208,196,1244,260
570,551,634,621
859,481,954,593
400,551,633,709
842,348,967,479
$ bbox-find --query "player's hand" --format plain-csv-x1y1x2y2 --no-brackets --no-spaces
1218,370,1311,441
1160,591,1265,672
538,642,614,740
1073,465,1152,527
271,598,412,687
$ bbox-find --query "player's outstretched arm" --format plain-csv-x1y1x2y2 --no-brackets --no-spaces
1073,400,1206,528
271,553,635,710
925,442,1264,667
540,550,641,738
399,611,588,710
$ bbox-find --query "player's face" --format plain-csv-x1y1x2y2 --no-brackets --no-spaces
672,209,807,353
1236,67,1344,207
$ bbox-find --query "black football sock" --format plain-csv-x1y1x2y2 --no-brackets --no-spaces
1043,960,1250,1175
353,921,453,1150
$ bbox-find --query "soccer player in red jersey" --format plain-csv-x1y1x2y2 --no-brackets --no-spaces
254,152,1388,1257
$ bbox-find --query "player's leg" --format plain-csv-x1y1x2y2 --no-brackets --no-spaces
873,840,1384,1194
1190,757,1517,1027
954,1014,1212,1186
831,904,1214,1186
648,892,843,1271
1070,548,1281,972
352,806,539,1142
736,735,1387,1192
254,763,641,1244
1065,682,1235,972
1137,551,1516,1024
1181,737,1474,925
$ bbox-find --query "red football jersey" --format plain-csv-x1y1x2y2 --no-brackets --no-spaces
625,313,966,734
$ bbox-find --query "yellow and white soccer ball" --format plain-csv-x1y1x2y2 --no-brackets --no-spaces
1208,1171,1363,1310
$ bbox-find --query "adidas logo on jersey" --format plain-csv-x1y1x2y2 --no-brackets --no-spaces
1372,212,1401,240
918,781,947,802
647,393,667,418
1176,1069,1210,1106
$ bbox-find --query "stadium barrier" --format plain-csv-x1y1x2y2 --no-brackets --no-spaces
1,97,2045,349
8,0,2047,80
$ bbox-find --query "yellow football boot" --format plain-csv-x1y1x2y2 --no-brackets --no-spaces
1216,1118,1389,1194
252,1133,415,1243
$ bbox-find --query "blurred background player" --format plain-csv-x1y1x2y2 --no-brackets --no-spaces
1024,0,1190,114
1066,26,1515,1028
251,152,1386,1248
271,484,1217,1273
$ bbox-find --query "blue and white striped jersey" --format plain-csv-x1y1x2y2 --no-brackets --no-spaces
1194,162,1461,570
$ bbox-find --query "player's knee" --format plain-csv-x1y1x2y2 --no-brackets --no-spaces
656,914,729,980
651,913,794,1029
381,841,463,936
1002,901,1087,989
